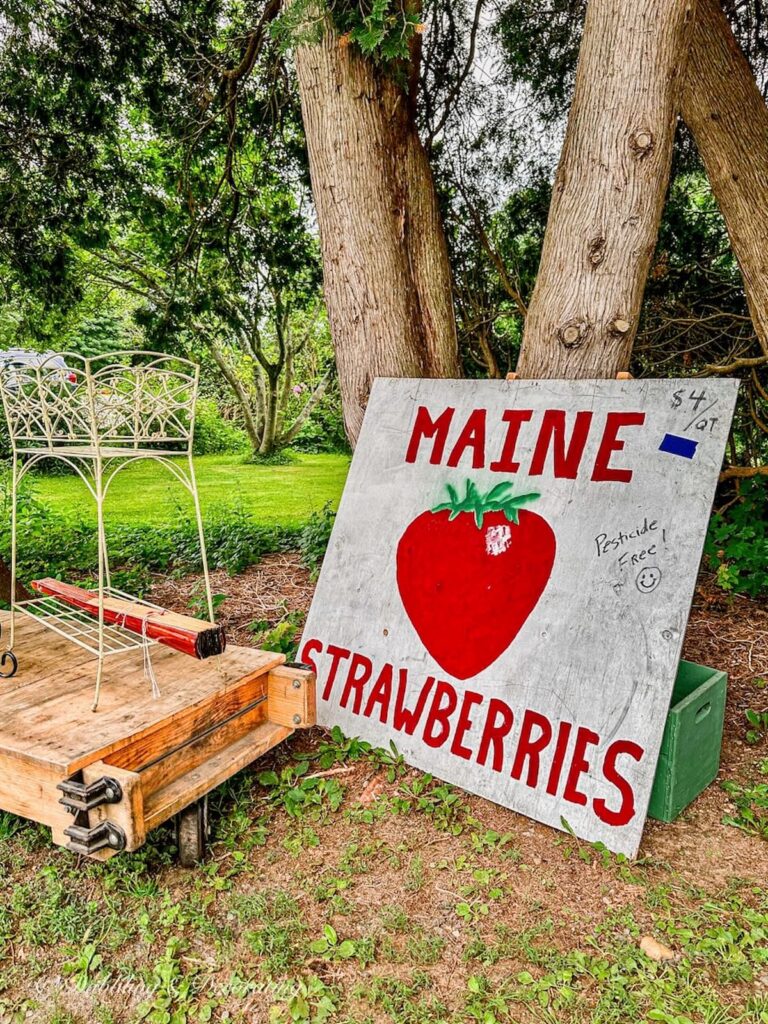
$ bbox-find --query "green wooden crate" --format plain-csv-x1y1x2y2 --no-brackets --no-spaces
647,659,727,823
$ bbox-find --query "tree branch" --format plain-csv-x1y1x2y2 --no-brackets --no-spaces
281,366,333,445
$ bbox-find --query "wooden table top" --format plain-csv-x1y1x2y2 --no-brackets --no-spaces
0,613,283,773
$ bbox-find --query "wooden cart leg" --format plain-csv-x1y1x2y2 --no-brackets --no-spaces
175,795,209,867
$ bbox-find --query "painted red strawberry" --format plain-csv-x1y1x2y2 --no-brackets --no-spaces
396,480,556,679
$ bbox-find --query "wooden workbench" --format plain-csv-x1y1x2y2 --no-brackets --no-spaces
0,613,315,859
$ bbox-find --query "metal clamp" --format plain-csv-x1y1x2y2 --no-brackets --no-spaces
58,775,123,814
63,820,126,856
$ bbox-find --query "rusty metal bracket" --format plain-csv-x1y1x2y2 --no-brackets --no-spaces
58,775,123,814
63,820,126,856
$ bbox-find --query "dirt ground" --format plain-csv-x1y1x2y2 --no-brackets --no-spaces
150,554,768,890
0,557,766,1024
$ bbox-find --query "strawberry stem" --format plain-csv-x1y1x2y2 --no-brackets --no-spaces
431,479,541,528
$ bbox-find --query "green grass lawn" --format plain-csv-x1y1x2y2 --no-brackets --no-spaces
31,452,351,528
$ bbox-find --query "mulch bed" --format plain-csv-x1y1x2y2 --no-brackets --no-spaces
149,552,315,646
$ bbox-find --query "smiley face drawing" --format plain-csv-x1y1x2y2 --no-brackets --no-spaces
636,566,662,593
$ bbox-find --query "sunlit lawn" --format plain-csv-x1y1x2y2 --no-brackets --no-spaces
31,452,351,527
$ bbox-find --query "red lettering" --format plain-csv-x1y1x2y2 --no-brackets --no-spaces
562,727,600,806
477,698,515,772
363,663,393,723
489,410,533,472
393,672,436,735
546,720,573,796
299,638,322,676
591,412,645,483
450,690,484,761
405,406,455,465
321,644,352,701
510,710,553,787
447,409,486,469
594,740,644,826
529,409,593,479
340,653,372,714
423,681,458,748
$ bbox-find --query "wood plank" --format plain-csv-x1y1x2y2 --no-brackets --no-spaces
267,665,317,728
50,761,146,860
0,613,284,772
137,699,269,798
100,667,270,774
0,613,95,696
0,750,70,833
84,761,145,853
143,722,292,830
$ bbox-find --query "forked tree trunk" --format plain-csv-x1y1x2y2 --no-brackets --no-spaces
679,0,768,360
294,23,460,444
516,0,696,379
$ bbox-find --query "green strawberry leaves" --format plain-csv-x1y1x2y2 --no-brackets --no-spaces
432,479,541,528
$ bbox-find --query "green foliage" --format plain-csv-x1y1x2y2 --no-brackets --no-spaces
298,502,336,577
192,399,249,456
231,890,307,977
187,586,227,621
257,763,346,820
249,610,306,658
706,479,768,596
274,0,423,66
292,380,349,454
746,709,768,746
245,448,298,466
309,924,353,960
0,472,301,588
723,761,768,840
60,937,107,991
0,0,341,460
31,452,348,528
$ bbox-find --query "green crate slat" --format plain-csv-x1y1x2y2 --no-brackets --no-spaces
647,659,728,823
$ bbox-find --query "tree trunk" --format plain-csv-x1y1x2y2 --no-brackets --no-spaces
679,0,768,360
259,374,279,455
207,336,264,453
516,0,695,379
294,23,460,445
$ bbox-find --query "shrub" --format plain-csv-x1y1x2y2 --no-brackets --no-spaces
705,478,768,597
292,384,349,454
298,502,336,577
192,398,249,455
245,448,297,466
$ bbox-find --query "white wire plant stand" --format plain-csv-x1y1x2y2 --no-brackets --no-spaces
0,351,215,710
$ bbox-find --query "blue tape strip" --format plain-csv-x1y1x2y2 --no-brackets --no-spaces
659,433,698,459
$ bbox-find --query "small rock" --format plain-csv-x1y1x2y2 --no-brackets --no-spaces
640,935,677,962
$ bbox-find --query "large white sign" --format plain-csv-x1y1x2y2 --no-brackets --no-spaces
300,378,738,855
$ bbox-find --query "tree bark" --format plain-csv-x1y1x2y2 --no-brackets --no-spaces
679,0,768,361
294,23,460,445
516,0,695,379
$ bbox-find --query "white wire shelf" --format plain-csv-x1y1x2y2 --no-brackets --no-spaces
13,587,164,659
